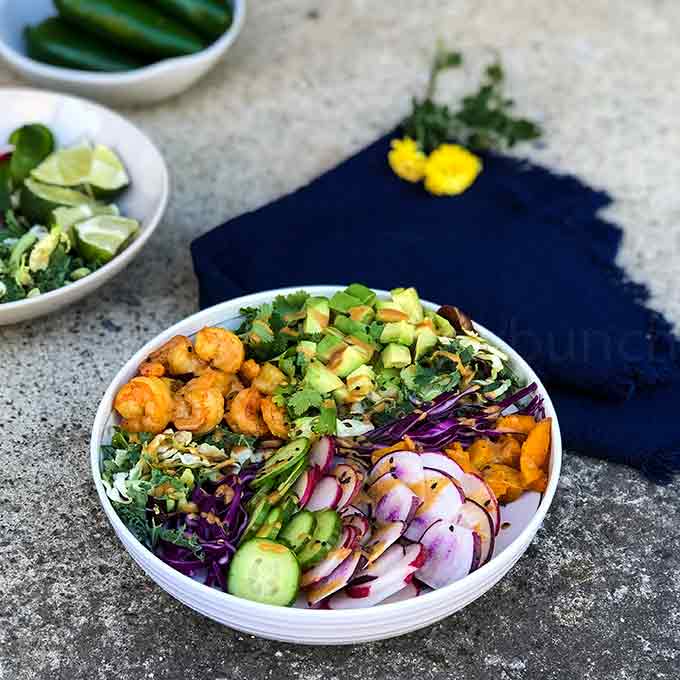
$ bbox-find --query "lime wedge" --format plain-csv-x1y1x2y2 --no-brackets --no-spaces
21,178,93,224
88,145,129,195
52,203,118,233
74,215,139,263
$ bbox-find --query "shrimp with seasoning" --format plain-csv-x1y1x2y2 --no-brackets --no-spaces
195,327,245,374
113,376,174,433
182,368,240,397
138,335,208,377
225,386,269,437
260,396,289,439
172,385,225,435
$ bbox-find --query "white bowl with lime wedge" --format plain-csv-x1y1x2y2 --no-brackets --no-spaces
0,88,168,325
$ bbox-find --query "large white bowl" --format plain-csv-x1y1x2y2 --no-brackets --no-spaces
0,88,168,325
0,0,246,106
90,286,562,644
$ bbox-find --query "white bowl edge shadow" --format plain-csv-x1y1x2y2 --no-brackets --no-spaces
0,0,247,105
0,88,169,325
90,286,562,644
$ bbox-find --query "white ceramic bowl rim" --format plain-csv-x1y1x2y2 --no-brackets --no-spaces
0,86,169,314
0,0,246,84
90,285,562,621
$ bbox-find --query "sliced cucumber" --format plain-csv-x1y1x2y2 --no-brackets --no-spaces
296,510,342,570
227,538,300,607
239,497,271,544
20,178,92,224
252,438,310,489
279,510,316,552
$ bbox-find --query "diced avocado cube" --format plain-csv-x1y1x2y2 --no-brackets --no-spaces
324,327,345,339
304,296,330,334
348,305,375,324
250,319,274,343
305,360,344,393
328,345,370,377
316,334,347,363
346,365,376,400
380,320,416,346
415,326,438,359
382,343,412,369
390,287,424,323
332,385,350,404
425,309,455,337
375,300,410,323
316,399,337,435
297,340,317,360
329,290,362,313
333,314,367,336
344,283,376,306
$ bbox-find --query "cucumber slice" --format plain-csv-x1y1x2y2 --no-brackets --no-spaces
279,510,316,552
20,178,92,224
74,215,138,264
296,510,342,570
256,507,284,540
239,497,271,544
252,438,310,489
227,538,300,607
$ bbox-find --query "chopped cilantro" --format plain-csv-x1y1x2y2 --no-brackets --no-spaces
272,290,310,317
288,387,323,417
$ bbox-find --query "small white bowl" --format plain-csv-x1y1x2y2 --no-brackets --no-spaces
0,88,168,325
90,286,562,645
0,0,246,106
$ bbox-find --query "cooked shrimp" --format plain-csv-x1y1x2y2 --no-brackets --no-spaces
172,385,225,435
225,386,268,437
239,358,261,385
114,376,174,434
183,369,239,397
260,396,289,439
139,335,208,377
195,327,245,374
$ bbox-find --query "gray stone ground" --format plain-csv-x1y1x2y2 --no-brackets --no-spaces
1,1,679,678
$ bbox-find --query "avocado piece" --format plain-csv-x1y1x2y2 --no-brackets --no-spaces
375,300,410,323
328,344,370,378
425,309,455,337
333,314,367,336
346,365,376,400
304,296,330,334
324,327,345,339
390,287,424,323
382,343,412,369
344,283,376,306
297,340,317,360
332,385,350,404
305,360,344,393
380,320,416,346
349,304,375,324
329,290,362,313
316,334,347,363
415,326,438,359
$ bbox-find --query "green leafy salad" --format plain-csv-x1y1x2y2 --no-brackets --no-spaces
0,123,139,303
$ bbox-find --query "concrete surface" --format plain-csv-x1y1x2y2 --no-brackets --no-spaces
1,1,679,678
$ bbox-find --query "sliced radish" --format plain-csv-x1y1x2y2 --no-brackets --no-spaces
293,467,319,508
343,513,370,542
367,450,426,498
380,581,421,604
420,452,500,534
309,436,335,475
329,544,425,608
340,525,359,549
355,543,408,579
403,469,464,541
455,499,495,566
373,478,422,525
363,521,405,564
332,463,363,510
305,475,342,511
300,547,352,588
417,519,479,588
306,549,363,605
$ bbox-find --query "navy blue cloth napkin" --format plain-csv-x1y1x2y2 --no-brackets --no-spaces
192,133,680,480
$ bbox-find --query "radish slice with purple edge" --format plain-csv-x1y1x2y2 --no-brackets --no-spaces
455,499,495,565
420,452,500,534
363,521,406,564
372,478,422,525
403,469,464,541
332,463,363,510
309,436,335,475
306,549,364,605
354,543,408,579
343,513,370,542
328,544,425,608
380,581,422,604
293,467,319,508
305,475,342,511
340,525,359,549
366,450,426,498
416,519,481,589
300,547,352,588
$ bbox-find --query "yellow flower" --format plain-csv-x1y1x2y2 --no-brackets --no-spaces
424,144,482,196
388,137,427,183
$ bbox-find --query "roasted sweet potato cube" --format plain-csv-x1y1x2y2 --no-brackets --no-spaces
496,414,536,435
445,442,477,474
